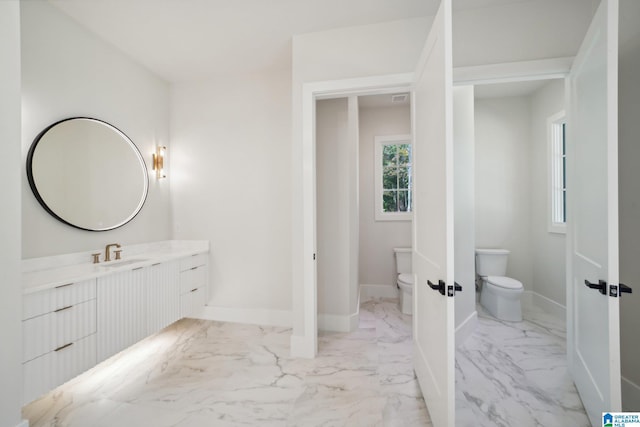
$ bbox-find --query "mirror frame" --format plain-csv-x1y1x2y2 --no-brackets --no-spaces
26,117,149,232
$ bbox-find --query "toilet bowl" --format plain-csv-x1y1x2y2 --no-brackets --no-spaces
475,249,524,322
394,248,413,315
397,273,414,315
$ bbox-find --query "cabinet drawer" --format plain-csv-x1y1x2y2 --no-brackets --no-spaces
23,333,97,405
180,287,206,318
23,299,97,363
179,264,207,295
23,279,96,320
179,253,207,271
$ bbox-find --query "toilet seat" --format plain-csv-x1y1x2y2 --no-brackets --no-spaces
486,276,522,290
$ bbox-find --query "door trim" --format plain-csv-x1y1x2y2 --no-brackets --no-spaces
291,73,414,358
453,57,574,86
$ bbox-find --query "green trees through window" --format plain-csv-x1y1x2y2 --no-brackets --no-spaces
381,143,412,213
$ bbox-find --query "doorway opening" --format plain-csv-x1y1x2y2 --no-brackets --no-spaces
453,77,592,425
314,92,413,336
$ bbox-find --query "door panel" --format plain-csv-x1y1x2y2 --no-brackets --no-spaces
568,0,621,424
411,0,455,426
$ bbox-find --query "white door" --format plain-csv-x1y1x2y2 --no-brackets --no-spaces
411,0,455,426
567,1,622,425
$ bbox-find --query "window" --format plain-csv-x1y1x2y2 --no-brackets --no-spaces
374,135,412,221
548,111,566,233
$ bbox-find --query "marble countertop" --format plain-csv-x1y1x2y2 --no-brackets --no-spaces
23,240,209,295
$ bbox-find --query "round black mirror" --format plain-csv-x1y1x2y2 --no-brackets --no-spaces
27,117,149,231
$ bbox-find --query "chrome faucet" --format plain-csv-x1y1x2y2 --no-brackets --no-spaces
104,243,121,262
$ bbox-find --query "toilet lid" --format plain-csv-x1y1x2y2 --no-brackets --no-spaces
398,273,414,285
486,276,522,290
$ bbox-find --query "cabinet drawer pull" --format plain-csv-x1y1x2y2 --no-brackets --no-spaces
132,267,144,271
54,342,74,352
190,266,199,271
152,263,161,267
54,305,73,313
191,288,198,293
55,283,73,289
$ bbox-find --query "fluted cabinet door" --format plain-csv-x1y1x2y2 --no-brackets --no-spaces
96,268,147,362
147,261,180,333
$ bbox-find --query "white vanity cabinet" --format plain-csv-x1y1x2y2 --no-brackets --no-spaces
96,267,148,362
147,261,181,333
22,246,209,405
96,260,182,363
22,279,98,404
179,253,209,317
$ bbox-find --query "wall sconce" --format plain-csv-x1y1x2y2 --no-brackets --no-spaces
152,146,166,179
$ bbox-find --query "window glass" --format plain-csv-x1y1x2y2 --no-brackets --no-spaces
375,135,412,221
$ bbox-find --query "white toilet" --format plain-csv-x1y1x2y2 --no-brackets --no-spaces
475,248,524,322
393,247,413,315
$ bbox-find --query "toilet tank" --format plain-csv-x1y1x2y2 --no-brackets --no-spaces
475,248,509,277
393,247,412,275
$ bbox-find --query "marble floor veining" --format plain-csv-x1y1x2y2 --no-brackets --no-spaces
456,304,590,427
24,298,588,427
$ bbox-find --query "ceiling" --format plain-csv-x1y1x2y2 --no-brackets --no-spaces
359,93,411,109
48,0,434,83
47,0,538,83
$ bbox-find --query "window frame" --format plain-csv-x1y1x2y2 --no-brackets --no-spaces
548,111,567,234
374,134,413,222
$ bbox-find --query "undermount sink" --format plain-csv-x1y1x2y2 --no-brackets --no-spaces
99,258,148,268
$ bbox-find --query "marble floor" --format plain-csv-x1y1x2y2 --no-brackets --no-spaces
23,298,588,427
456,304,590,427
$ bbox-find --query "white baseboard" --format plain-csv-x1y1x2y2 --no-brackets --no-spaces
521,290,533,310
455,310,477,347
523,291,566,320
318,311,359,332
319,288,360,332
196,305,292,328
360,283,398,301
290,334,315,359
623,376,640,411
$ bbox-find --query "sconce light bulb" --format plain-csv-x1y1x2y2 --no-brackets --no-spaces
152,146,167,179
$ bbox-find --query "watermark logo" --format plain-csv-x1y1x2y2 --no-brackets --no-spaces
603,412,640,427
604,413,613,427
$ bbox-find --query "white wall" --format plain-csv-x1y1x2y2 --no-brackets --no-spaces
170,61,293,315
529,79,566,307
316,98,351,318
474,80,566,314
452,0,596,68
358,104,412,289
0,3,24,426
453,86,476,342
474,96,532,289
21,1,171,258
619,0,640,410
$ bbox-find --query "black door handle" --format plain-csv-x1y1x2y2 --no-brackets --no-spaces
584,279,607,295
428,280,446,296
620,283,633,296
428,280,462,297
